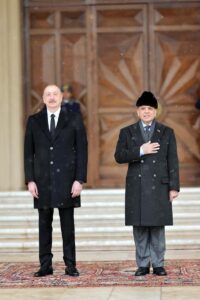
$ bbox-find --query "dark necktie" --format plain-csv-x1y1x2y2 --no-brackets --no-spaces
50,114,55,137
144,125,151,141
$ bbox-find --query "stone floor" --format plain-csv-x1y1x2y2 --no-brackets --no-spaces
0,286,200,300
0,249,200,300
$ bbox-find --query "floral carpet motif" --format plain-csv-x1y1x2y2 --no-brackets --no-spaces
0,260,200,288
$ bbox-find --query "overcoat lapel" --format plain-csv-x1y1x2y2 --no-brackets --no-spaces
128,121,166,145
150,122,165,143
128,121,144,146
53,109,69,141
36,107,51,141
36,106,70,142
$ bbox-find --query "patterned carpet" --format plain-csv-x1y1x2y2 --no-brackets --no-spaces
0,260,200,288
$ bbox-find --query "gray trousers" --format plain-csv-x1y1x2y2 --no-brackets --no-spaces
133,226,166,268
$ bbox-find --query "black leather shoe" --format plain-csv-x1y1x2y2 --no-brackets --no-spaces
153,267,167,276
65,265,79,277
135,267,150,276
34,267,53,277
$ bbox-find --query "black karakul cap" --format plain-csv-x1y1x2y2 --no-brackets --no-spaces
136,91,158,109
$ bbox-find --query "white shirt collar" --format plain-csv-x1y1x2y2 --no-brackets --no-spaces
141,121,152,128
47,107,61,129
47,107,61,118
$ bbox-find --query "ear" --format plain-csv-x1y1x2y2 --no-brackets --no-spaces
136,108,140,117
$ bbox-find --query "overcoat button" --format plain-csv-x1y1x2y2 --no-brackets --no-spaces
141,160,144,163
50,147,53,150
50,161,54,165
138,174,141,177
153,174,156,177
153,160,156,163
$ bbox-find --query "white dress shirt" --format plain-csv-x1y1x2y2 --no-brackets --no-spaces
47,107,61,130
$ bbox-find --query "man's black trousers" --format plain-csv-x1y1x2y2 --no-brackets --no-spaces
38,207,76,269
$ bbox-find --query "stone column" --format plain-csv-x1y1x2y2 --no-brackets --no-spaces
0,0,23,190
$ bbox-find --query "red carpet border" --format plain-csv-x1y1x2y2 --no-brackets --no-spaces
0,260,200,288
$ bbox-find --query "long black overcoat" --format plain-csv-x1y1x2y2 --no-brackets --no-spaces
115,121,179,226
24,106,87,209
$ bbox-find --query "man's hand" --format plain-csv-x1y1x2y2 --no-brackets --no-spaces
141,141,160,154
71,181,83,198
169,190,179,202
28,181,39,198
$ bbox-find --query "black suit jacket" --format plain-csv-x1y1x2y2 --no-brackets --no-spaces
24,106,88,209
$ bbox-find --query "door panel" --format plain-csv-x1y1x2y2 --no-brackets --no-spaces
30,35,56,112
60,34,87,97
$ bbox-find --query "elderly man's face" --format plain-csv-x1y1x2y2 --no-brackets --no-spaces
137,106,157,124
43,85,63,111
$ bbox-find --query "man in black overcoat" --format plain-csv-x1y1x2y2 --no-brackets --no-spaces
24,85,87,277
115,91,179,276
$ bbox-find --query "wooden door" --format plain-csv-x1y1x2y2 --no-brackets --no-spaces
24,1,200,187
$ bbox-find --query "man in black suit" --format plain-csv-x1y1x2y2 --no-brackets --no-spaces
115,91,179,276
24,85,87,277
